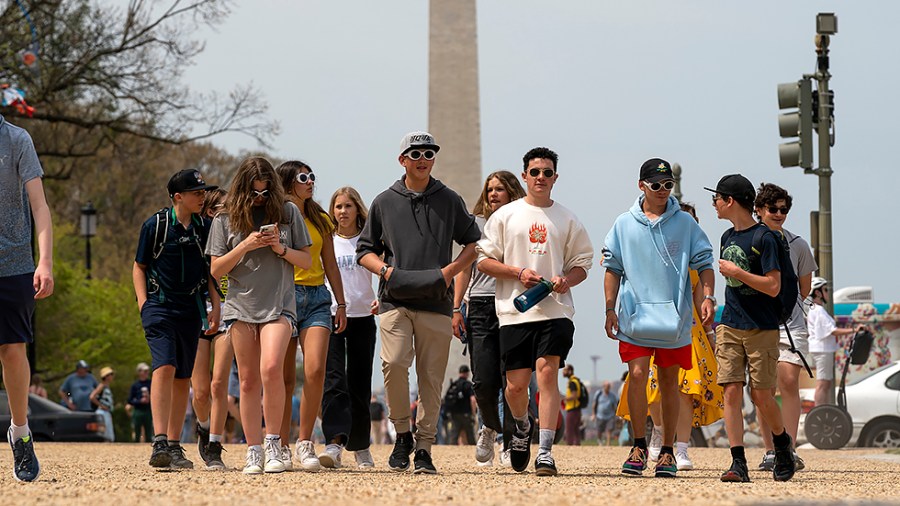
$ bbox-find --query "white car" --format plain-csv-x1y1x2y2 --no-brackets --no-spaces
798,361,900,448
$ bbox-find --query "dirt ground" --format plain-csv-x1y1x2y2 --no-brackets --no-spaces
2,444,899,505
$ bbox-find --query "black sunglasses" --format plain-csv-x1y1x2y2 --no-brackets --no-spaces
642,180,675,192
767,206,790,215
528,168,555,178
406,149,436,161
295,172,316,184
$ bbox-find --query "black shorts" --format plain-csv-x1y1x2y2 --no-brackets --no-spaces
499,318,575,372
141,301,202,379
0,273,36,345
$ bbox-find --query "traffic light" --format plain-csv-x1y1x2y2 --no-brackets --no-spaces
777,77,814,169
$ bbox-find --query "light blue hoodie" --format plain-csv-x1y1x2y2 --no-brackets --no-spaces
602,195,714,348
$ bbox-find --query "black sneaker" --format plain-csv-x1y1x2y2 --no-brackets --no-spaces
534,453,558,476
758,450,775,471
196,423,211,465
149,438,173,468
388,431,414,471
721,458,751,483
413,449,437,474
508,415,535,473
205,441,226,470
8,428,40,482
773,438,796,482
168,444,194,469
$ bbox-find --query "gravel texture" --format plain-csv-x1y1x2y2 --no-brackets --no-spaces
2,444,899,505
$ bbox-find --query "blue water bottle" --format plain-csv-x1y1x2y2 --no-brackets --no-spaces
513,278,555,312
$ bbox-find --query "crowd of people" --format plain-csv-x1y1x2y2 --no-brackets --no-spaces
1,112,847,483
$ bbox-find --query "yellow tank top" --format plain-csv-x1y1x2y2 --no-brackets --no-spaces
293,213,327,286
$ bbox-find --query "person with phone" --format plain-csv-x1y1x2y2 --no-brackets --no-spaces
207,157,312,475
273,160,347,471
452,170,525,467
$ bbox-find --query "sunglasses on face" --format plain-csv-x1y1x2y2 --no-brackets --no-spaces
406,149,436,161
295,172,316,184
252,189,269,199
528,168,555,178
767,206,790,215
712,194,728,203
642,180,675,192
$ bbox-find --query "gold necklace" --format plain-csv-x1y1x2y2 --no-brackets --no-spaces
336,229,360,239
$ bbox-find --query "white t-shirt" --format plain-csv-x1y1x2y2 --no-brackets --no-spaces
780,229,818,341
476,199,594,327
807,302,838,353
328,233,376,318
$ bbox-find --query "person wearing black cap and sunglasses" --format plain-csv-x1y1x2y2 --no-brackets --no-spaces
706,174,795,483
133,169,221,469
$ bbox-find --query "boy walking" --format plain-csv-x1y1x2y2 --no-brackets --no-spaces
133,169,221,469
477,147,594,476
357,131,481,474
603,158,715,478
1,114,54,482
707,174,795,482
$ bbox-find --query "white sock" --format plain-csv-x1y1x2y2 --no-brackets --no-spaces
265,434,280,443
653,424,662,433
676,442,689,453
10,421,30,441
209,434,223,443
250,444,263,454
198,418,210,430
513,413,530,434
538,429,555,456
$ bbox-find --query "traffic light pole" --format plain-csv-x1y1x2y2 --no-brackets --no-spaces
812,35,834,316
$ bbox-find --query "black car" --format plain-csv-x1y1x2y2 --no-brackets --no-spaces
0,391,107,442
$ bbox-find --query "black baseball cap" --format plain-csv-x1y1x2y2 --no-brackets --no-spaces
76,360,90,370
459,364,470,373
639,158,674,183
167,169,218,198
704,174,755,201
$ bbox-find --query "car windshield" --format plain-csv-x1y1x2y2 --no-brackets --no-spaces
847,362,898,386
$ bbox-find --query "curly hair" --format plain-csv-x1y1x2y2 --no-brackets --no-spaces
226,157,286,237
522,147,559,172
275,161,334,237
472,170,526,218
201,188,227,219
328,186,368,233
754,182,793,215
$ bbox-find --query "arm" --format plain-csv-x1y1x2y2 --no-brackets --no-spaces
799,273,812,300
604,270,622,339
359,252,391,279
211,230,287,279
25,178,53,299
452,264,473,339
204,277,221,335
89,383,105,409
550,266,587,294
477,258,543,289
133,262,149,310
441,243,477,286
321,233,347,333
697,268,716,326
718,261,780,297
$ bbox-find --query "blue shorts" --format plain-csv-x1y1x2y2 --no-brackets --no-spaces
141,301,202,379
294,284,333,331
0,273,35,345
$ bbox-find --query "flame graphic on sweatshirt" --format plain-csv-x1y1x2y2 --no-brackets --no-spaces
529,223,547,244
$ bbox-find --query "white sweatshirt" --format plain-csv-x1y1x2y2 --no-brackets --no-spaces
476,199,594,327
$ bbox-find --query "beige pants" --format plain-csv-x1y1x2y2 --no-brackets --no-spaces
380,307,452,451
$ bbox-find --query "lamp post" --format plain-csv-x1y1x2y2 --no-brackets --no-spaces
590,355,601,386
80,201,97,279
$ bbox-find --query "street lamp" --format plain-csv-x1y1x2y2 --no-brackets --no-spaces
80,201,97,279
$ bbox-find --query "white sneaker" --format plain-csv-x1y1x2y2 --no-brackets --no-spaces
294,439,321,472
243,446,263,475
475,426,497,465
263,438,285,473
499,449,511,468
675,448,694,470
648,426,663,462
355,448,375,469
281,445,293,471
318,443,343,469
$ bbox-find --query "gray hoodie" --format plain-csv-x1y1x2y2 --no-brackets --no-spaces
356,176,480,316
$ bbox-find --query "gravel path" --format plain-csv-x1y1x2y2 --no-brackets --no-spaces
3,444,899,505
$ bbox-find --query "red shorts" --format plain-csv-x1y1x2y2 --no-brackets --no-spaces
618,341,693,370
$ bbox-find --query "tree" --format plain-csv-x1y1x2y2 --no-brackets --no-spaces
0,0,277,179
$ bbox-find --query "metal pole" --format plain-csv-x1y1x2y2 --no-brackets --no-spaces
815,36,834,317
85,235,92,280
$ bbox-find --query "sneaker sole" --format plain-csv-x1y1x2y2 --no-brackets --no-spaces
476,459,494,467
318,454,341,469
655,470,677,478
243,467,263,475
300,464,321,473
773,471,795,482
677,464,693,471
264,464,286,473
413,467,437,475
621,468,644,476
721,473,751,483
535,467,558,477
149,454,173,468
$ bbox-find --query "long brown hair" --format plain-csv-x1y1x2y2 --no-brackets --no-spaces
226,157,286,236
472,170,526,219
328,186,368,233
275,161,334,236
201,188,228,218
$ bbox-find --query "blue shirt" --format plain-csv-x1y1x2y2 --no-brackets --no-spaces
0,115,43,277
593,390,618,420
60,373,99,411
719,223,782,330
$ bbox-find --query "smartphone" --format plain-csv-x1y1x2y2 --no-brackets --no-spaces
259,224,276,235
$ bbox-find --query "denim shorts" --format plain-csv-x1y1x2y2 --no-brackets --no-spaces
295,284,333,331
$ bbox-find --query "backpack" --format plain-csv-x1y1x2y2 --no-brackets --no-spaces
571,376,589,409
444,379,469,413
146,208,220,305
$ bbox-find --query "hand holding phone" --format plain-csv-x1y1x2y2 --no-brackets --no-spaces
259,224,276,235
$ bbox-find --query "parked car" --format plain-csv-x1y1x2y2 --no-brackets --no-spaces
0,391,107,442
798,361,900,448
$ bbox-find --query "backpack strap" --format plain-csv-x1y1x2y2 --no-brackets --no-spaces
152,208,170,260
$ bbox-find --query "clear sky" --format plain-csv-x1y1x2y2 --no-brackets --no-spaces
184,1,898,387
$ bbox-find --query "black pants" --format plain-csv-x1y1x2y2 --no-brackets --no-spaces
447,412,476,444
321,315,377,451
466,296,515,448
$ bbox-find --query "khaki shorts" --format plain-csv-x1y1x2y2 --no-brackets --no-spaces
715,325,780,389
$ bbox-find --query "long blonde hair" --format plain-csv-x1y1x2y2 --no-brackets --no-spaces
328,186,369,233
472,170,526,219
225,157,286,236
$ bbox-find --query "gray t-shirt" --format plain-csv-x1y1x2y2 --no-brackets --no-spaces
206,202,312,323
466,216,496,298
0,115,43,277
781,228,817,340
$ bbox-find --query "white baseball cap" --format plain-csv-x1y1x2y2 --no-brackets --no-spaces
399,131,440,155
